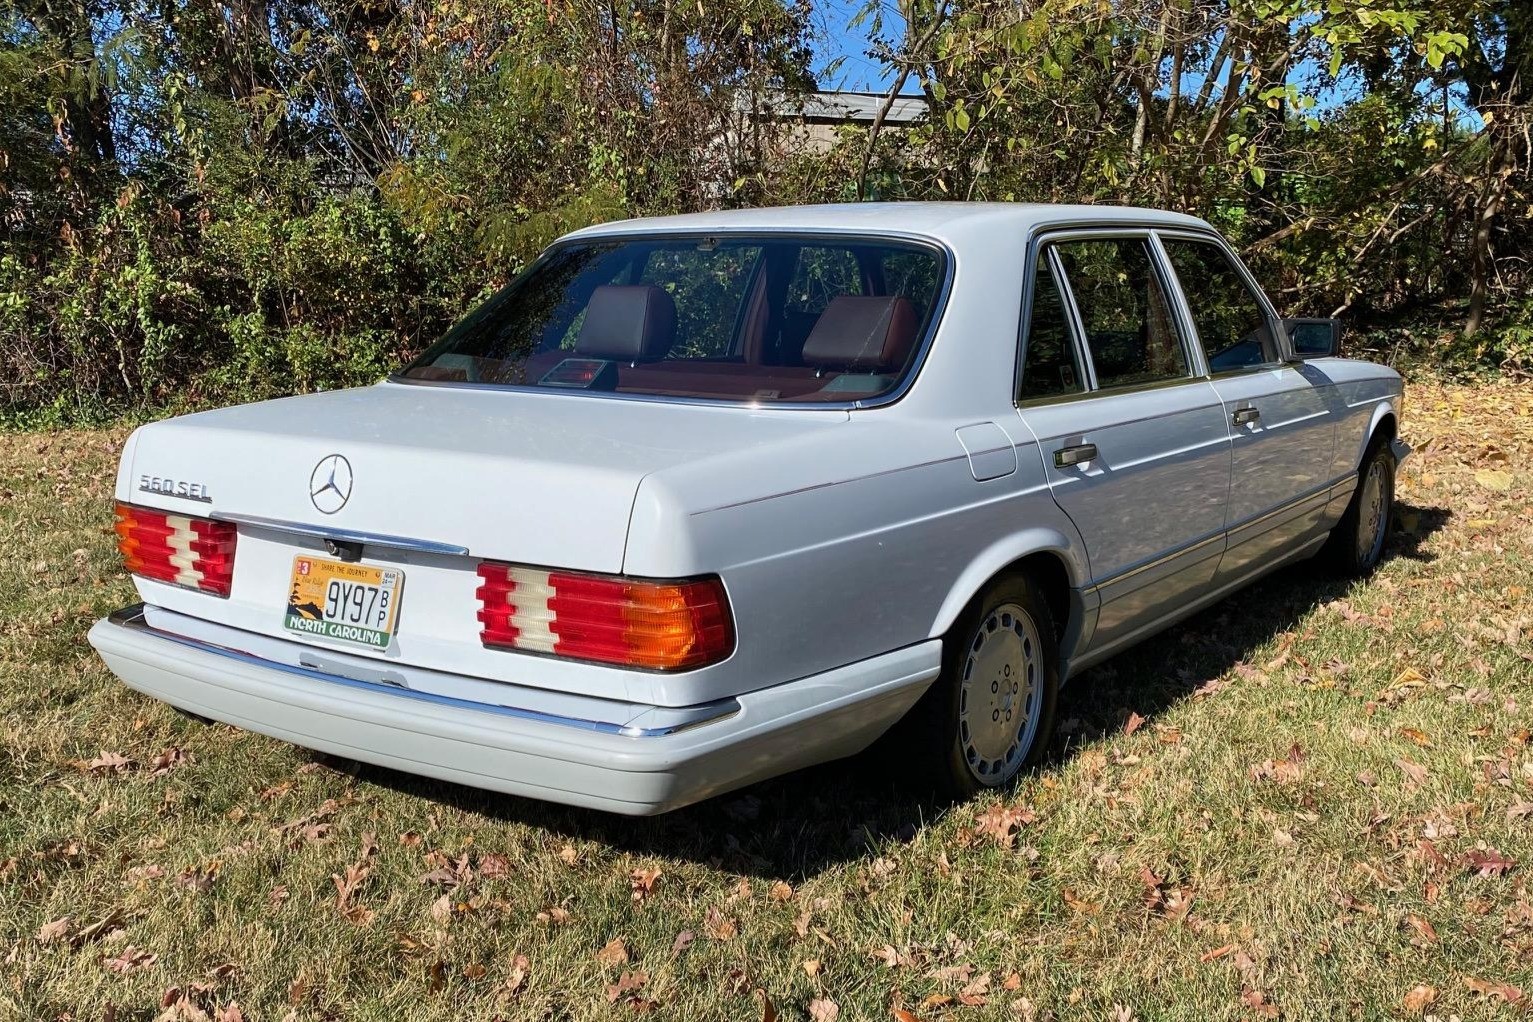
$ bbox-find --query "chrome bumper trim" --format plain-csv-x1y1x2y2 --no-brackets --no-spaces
103,604,738,738
208,513,470,557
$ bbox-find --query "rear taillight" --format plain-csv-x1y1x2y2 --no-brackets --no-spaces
113,502,238,597
475,563,734,671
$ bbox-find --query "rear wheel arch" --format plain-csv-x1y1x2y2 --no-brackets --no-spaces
931,539,1080,646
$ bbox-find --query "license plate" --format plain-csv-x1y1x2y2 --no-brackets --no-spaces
283,556,404,650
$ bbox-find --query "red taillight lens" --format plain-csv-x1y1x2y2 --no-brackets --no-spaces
113,502,237,597
475,563,734,671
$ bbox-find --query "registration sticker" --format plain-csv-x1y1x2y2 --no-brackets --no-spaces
284,556,404,650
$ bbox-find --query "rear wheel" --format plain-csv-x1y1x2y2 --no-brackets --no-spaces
918,573,1060,799
1321,438,1395,577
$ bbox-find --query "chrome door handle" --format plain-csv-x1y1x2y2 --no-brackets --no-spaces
1232,407,1261,427
1054,443,1098,468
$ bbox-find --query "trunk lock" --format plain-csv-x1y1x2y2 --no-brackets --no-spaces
323,538,364,562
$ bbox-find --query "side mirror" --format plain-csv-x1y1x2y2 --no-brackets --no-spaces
1283,317,1342,359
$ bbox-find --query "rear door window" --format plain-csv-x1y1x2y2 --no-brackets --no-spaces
1052,237,1190,390
1019,257,1085,401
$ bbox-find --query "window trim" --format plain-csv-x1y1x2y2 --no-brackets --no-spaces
1017,227,1201,404
391,229,955,411
1152,228,1293,375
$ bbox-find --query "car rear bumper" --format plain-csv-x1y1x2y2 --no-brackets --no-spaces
88,604,941,815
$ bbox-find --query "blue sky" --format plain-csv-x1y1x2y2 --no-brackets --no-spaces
812,0,909,93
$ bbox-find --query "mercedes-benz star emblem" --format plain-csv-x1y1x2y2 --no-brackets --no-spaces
309,454,353,515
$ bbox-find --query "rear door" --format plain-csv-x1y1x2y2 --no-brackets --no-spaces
1156,232,1337,582
1014,231,1231,655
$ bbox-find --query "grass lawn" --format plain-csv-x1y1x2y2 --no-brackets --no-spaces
2,380,1530,1021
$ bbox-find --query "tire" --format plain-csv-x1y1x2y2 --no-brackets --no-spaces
914,572,1061,800
1321,437,1396,577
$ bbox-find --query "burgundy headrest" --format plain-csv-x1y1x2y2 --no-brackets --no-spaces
575,285,677,362
800,295,919,372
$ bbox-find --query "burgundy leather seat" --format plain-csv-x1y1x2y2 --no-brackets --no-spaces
574,285,677,362
799,295,919,372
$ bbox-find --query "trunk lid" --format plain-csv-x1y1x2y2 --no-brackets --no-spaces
119,382,844,693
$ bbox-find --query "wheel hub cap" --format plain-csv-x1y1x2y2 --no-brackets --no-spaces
1357,460,1388,562
958,602,1043,785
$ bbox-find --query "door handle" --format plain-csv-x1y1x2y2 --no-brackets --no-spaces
1232,407,1261,427
1054,443,1098,468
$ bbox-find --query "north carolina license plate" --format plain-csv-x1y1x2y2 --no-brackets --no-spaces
283,556,404,649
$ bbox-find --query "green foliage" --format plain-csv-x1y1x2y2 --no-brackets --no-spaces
0,0,1527,422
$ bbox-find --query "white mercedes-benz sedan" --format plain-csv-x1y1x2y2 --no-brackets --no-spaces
89,203,1409,814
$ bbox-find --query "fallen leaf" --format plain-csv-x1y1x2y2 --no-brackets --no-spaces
671,930,695,955
768,881,793,902
1396,758,1430,786
974,804,1037,848
808,997,839,1022
1124,711,1146,736
1402,984,1437,1014
704,907,738,941
37,917,71,943
1463,848,1517,877
596,938,630,968
1463,975,1523,1003
148,747,190,776
1405,913,1438,946
957,972,991,1006
605,970,648,1004
503,953,530,996
79,750,133,774
477,853,511,880
105,945,157,973
801,958,821,977
1474,468,1514,491
630,867,662,902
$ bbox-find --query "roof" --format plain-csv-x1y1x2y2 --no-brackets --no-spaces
563,202,1213,247
756,91,929,125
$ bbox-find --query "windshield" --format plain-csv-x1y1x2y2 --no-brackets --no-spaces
399,234,948,404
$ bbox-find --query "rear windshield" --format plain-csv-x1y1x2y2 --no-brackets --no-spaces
399,235,948,404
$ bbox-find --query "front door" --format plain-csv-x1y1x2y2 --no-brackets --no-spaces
1157,233,1337,582
1015,234,1232,656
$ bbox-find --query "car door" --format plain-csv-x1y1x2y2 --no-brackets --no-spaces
1156,232,1337,583
1014,231,1232,656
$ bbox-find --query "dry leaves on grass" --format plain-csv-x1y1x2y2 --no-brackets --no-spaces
1140,867,1195,923
808,997,839,1022
704,907,739,941
630,866,662,902
1402,984,1438,1014
1463,976,1524,1004
105,945,157,973
596,938,630,968
973,804,1036,848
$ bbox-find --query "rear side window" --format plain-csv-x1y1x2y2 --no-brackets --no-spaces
1161,239,1280,371
1053,237,1189,390
1019,258,1084,401
400,236,947,405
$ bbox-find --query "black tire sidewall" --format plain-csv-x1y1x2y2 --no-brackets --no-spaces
1335,442,1396,574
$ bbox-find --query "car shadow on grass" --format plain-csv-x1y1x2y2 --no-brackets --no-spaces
340,501,1450,882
